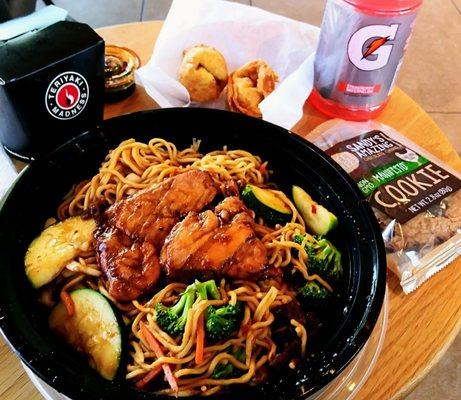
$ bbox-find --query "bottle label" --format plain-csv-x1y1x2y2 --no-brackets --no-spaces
314,0,417,109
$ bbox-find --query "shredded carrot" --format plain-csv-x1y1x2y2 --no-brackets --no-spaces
140,322,178,393
195,314,205,365
135,365,162,389
60,291,75,317
259,161,268,174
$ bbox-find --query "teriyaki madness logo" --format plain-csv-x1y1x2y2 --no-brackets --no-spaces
45,71,89,120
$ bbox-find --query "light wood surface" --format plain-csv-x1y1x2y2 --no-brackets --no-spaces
1,20,461,400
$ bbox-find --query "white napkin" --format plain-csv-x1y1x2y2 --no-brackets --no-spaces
259,53,316,130
135,0,320,129
0,6,68,41
0,145,18,199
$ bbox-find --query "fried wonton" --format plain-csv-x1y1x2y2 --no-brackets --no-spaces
178,44,228,102
227,59,278,118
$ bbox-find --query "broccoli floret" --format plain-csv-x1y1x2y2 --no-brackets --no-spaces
155,280,221,337
205,302,243,342
155,284,196,337
196,280,243,342
294,234,342,281
155,279,243,342
299,281,330,301
212,360,234,379
212,347,246,379
195,279,221,300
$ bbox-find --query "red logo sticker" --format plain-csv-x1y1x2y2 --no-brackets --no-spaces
45,72,89,120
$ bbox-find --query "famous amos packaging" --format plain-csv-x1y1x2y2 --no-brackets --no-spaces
309,120,461,293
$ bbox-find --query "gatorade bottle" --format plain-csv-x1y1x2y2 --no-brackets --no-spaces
310,0,422,121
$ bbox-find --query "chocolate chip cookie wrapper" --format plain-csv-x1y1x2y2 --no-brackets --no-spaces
307,119,461,294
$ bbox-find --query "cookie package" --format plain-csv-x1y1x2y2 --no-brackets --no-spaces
308,119,461,294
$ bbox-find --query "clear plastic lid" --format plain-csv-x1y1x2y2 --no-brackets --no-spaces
24,287,389,400
309,286,389,399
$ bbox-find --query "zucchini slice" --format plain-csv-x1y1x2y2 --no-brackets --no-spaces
241,184,292,224
292,185,338,235
49,288,122,380
25,217,96,288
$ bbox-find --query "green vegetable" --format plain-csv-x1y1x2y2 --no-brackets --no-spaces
154,279,221,338
195,279,220,301
195,279,244,342
212,347,246,379
196,279,244,343
292,185,338,235
299,281,330,301
155,284,196,337
294,234,342,281
205,302,244,343
48,288,122,380
155,279,243,342
242,184,292,224
25,217,96,288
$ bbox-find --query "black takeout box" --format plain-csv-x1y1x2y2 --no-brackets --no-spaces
0,21,105,161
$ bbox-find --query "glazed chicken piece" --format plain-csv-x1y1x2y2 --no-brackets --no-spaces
104,170,218,245
95,170,218,301
96,228,160,301
161,196,268,280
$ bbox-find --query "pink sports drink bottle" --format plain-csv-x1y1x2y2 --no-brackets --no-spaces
310,0,423,121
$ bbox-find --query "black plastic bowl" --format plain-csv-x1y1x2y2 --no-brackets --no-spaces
0,108,386,400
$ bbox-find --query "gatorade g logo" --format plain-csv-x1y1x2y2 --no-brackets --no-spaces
348,24,399,71
45,71,89,120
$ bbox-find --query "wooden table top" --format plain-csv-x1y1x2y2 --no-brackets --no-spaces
2,20,461,400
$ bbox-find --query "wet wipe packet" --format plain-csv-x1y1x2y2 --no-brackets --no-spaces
308,119,461,294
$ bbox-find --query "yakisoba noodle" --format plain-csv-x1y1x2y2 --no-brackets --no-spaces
126,281,293,396
58,138,267,219
48,138,334,395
